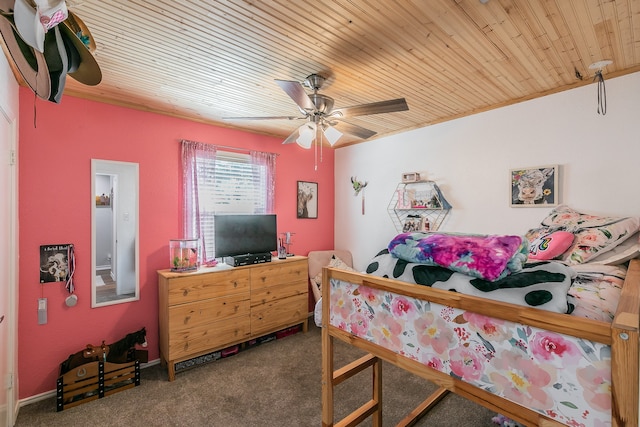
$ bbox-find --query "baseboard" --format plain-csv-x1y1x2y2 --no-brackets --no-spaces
17,358,161,409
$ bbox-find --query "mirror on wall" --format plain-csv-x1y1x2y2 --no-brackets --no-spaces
91,159,139,308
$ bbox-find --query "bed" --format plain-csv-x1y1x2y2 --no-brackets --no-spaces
320,206,640,427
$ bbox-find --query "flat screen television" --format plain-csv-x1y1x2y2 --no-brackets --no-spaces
213,214,277,258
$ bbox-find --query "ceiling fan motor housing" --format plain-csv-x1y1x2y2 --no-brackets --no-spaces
305,74,326,90
309,93,334,113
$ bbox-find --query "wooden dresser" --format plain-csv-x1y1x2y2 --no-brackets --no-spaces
157,256,308,380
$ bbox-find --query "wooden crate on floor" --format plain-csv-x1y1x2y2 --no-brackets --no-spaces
56,360,140,411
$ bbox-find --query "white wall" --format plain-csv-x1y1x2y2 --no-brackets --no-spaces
0,45,20,426
335,72,640,270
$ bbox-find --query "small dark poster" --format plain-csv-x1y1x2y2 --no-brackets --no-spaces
40,244,71,283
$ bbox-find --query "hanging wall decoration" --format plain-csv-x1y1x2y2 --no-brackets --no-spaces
351,176,368,214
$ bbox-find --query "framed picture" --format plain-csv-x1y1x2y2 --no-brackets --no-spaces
510,165,559,207
297,181,318,219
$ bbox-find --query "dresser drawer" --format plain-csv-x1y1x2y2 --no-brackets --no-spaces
166,269,250,305
169,293,250,333
250,260,307,289
251,280,306,307
169,315,251,360
251,294,307,336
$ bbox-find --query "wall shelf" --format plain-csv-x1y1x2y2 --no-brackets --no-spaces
388,181,451,233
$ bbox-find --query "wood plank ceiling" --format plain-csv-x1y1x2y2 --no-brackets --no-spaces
51,0,640,146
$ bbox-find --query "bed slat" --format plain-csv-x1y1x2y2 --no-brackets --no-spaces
396,387,448,427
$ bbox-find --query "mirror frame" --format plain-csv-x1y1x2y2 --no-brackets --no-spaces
91,159,140,307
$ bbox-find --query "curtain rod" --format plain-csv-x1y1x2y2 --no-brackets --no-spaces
180,139,280,156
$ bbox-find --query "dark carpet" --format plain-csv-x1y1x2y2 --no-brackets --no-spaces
15,322,497,426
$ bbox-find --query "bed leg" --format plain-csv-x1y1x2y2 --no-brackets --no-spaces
322,324,335,427
611,322,639,427
372,358,382,427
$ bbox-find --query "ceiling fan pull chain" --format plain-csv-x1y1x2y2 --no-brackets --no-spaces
594,70,607,115
314,133,318,171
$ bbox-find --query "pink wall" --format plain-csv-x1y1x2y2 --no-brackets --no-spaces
17,87,335,399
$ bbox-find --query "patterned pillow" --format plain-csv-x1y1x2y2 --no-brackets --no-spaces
528,205,640,265
313,255,356,293
588,232,640,265
528,231,574,260
328,255,356,272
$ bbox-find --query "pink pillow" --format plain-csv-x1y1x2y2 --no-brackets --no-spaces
528,231,574,260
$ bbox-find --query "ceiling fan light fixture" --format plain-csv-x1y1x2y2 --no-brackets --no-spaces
295,122,316,149
323,125,342,146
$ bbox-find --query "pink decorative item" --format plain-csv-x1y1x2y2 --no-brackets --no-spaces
528,231,574,260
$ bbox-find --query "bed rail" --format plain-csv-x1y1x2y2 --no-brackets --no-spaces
321,259,640,427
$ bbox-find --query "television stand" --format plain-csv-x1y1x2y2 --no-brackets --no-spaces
223,252,272,267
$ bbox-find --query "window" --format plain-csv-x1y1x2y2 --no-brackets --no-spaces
181,140,276,264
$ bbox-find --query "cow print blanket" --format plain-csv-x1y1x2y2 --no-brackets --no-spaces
365,249,576,314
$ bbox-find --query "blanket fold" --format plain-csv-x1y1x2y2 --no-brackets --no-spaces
388,231,529,282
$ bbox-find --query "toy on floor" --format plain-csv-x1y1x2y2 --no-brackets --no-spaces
492,414,525,427
59,327,147,374
106,327,147,363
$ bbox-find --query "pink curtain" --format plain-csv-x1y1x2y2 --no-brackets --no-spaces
250,150,277,213
181,139,217,262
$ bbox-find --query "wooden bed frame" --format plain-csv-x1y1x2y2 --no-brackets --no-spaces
321,258,640,427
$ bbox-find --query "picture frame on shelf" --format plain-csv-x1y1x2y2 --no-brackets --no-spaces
297,181,318,219
401,172,421,183
402,215,421,232
510,165,559,207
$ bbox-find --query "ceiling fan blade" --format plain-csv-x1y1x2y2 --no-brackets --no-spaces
222,115,304,121
282,127,301,145
332,121,377,139
332,98,408,118
275,79,315,111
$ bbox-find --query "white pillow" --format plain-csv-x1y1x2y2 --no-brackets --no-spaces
588,232,640,265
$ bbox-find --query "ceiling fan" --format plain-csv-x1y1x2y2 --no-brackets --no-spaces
224,74,409,147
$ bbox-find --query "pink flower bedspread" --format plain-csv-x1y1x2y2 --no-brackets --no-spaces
329,279,613,427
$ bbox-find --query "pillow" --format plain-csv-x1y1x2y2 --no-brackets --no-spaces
328,255,356,272
313,255,356,293
528,231,574,260
588,232,640,265
528,205,640,265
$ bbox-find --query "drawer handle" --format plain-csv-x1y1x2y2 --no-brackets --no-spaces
183,289,189,296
